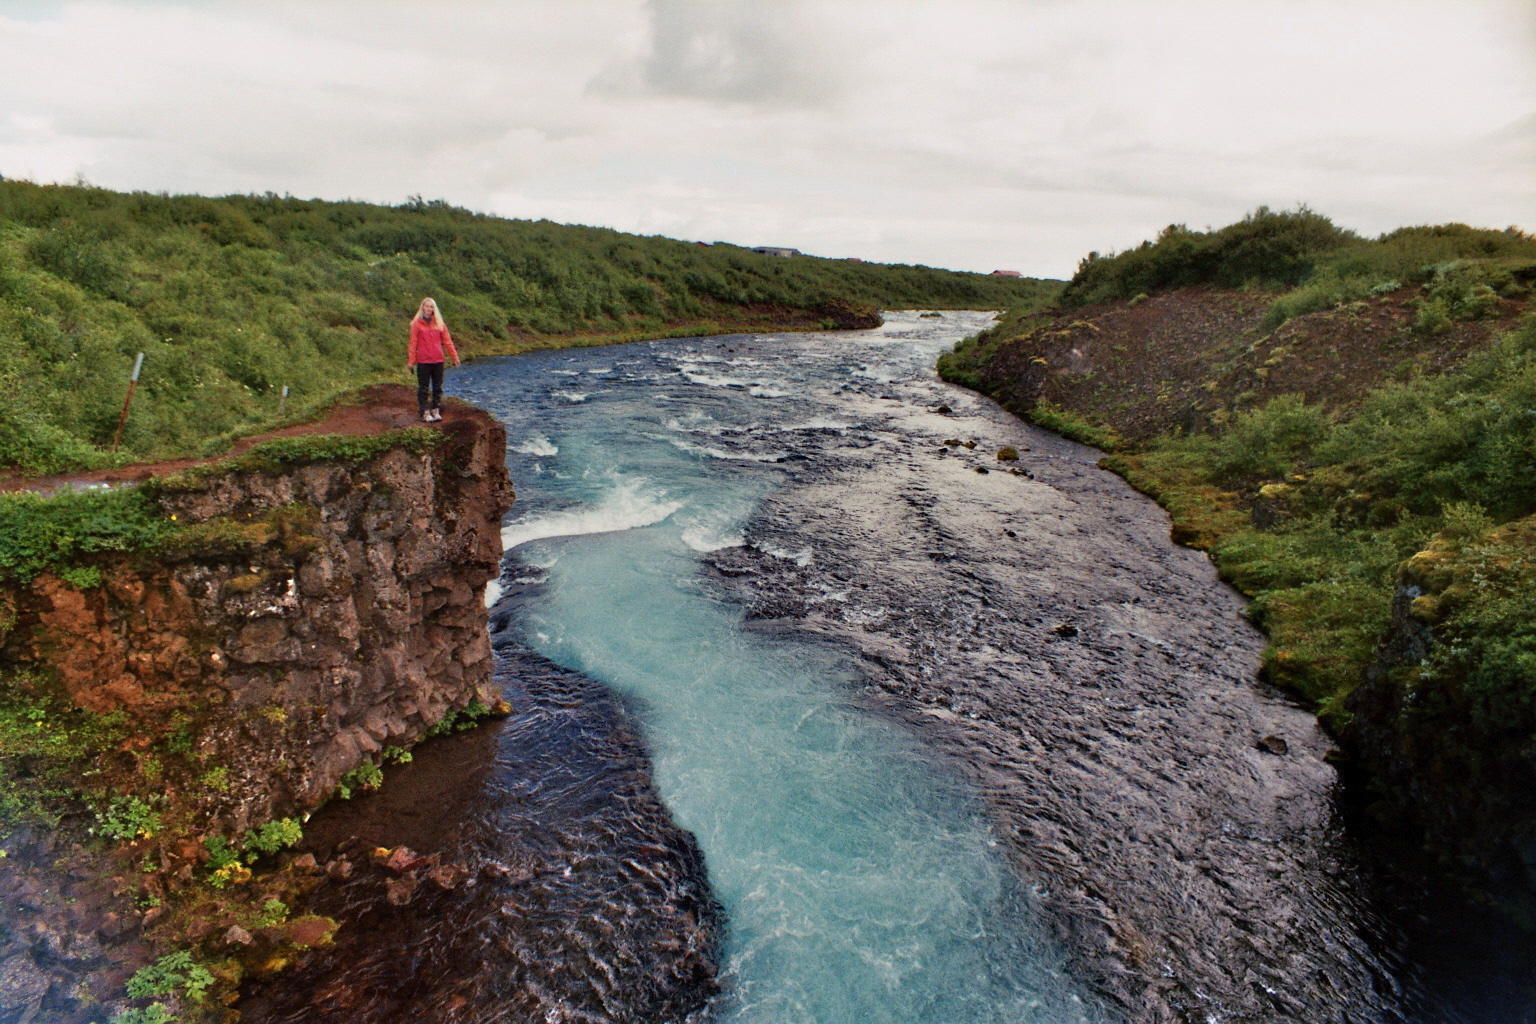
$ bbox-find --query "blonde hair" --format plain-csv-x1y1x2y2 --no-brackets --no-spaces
416,296,447,330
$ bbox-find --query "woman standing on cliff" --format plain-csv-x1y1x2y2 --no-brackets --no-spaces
407,296,460,422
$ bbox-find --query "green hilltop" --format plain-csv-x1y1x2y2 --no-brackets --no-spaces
0,180,1057,475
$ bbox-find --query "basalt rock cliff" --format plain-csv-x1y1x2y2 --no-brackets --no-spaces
0,406,513,833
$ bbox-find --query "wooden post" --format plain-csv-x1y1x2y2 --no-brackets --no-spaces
112,352,144,453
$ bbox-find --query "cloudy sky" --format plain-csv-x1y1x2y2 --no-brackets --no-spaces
1,0,1532,278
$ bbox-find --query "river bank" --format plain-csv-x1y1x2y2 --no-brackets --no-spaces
1,387,518,1022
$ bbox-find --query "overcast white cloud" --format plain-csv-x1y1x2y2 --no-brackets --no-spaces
0,0,1531,277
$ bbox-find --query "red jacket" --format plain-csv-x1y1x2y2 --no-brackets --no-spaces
408,318,459,366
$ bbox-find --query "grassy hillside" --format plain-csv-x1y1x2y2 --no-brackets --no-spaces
0,180,1058,475
943,207,1536,917
945,207,1536,717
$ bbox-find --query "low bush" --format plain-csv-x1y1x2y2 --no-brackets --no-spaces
1208,395,1332,479
1057,206,1536,320
0,486,176,585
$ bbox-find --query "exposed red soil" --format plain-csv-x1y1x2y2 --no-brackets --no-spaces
0,383,477,495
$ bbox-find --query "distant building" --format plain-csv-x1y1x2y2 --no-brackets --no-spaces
845,257,864,263
751,246,800,258
990,269,1023,277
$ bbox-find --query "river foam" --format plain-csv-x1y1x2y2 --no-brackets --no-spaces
499,474,683,551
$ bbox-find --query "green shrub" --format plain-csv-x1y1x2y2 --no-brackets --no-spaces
1414,298,1454,335
125,950,214,1003
0,373,109,475
0,486,176,585
1259,272,1390,330
203,834,239,872
1316,318,1536,520
242,817,303,860
1060,206,1356,308
253,897,289,928
26,221,131,299
1058,210,1536,313
93,795,161,841
335,761,383,799
1209,395,1331,479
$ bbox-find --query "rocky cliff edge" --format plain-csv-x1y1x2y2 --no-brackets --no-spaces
0,385,514,833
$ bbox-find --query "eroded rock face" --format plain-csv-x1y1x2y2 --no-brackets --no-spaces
2,414,513,832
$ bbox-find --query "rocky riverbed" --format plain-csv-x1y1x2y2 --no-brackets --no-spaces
699,392,1411,1022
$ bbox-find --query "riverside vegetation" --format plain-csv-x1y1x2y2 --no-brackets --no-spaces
941,206,1536,922
0,178,1055,477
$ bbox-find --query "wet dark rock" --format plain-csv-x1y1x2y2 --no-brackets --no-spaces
384,875,420,906
1051,623,1079,638
426,864,469,891
1258,735,1290,756
95,913,135,943
0,954,51,1020
380,847,432,875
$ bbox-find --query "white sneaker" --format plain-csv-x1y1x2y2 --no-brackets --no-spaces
431,409,442,421
421,411,432,422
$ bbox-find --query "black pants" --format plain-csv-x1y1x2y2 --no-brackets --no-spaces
416,362,445,413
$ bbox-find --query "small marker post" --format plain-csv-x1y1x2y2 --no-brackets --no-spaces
112,352,145,452
279,385,289,416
